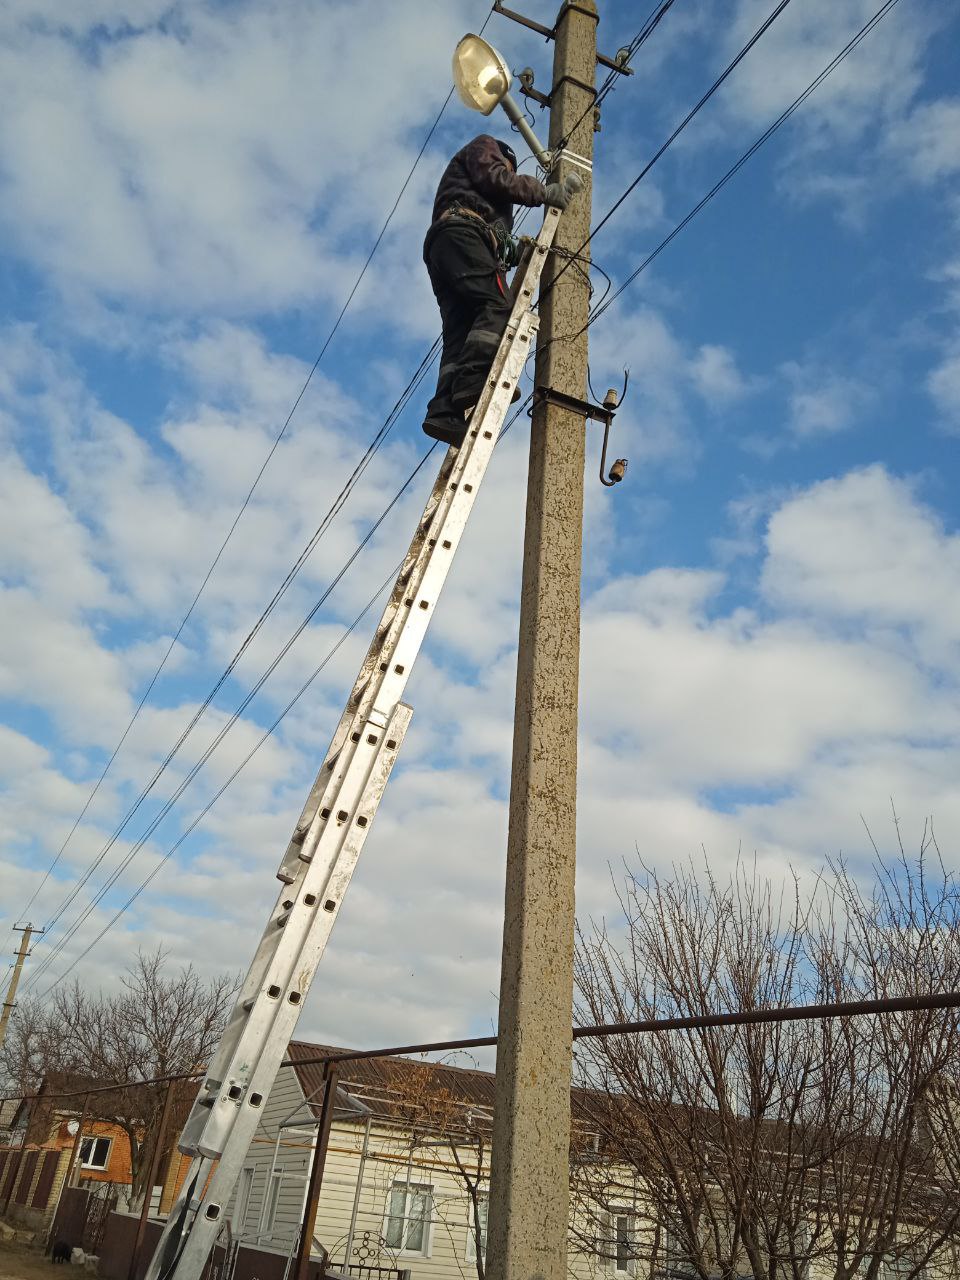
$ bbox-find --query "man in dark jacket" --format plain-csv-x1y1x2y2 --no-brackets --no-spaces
421,135,572,447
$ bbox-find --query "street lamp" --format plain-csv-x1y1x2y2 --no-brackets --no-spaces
452,34,553,171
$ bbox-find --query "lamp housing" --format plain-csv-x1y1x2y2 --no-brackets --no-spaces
452,34,512,115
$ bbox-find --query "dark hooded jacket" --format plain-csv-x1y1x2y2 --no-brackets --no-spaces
430,134,545,233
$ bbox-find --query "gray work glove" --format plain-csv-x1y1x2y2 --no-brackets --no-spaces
543,181,570,210
542,171,584,210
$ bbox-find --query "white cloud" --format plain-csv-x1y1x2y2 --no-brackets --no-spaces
0,0,958,1061
0,0,474,316
712,0,944,222
761,465,960,665
781,359,871,438
887,97,960,183
722,0,929,142
690,343,755,403
928,345,960,430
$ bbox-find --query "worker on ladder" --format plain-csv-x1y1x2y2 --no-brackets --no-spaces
421,135,573,447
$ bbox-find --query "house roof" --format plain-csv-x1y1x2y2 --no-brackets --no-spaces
288,1042,499,1132
286,1042,604,1144
11,1070,143,1130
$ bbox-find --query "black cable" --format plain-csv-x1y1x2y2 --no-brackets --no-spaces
8,2,494,945
33,397,539,990
14,0,912,995
543,0,795,306
32,556,411,999
586,0,904,332
20,0,799,982
24,447,439,992
30,339,441,951
555,0,681,156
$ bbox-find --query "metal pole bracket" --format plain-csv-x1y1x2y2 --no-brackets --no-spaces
493,1,637,74
531,385,628,487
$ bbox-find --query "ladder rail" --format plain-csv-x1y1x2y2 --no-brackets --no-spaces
143,206,563,1280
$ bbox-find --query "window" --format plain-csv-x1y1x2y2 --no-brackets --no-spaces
233,1167,254,1232
385,1181,433,1255
79,1136,111,1170
465,1193,489,1263
261,1172,283,1237
603,1211,637,1275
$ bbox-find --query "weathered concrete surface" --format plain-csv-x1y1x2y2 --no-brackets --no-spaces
486,5,598,1280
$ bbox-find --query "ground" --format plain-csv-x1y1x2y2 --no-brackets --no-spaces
0,1240,66,1280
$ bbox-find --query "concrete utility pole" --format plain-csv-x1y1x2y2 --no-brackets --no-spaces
0,924,38,1052
486,5,597,1280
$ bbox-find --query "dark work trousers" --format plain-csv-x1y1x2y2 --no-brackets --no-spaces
423,217,512,427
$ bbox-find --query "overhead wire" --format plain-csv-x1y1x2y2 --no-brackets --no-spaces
31,338,439,948
541,0,796,307
23,445,440,993
584,0,905,332
19,0,706,987
553,0,681,157
7,2,495,946
31,393,541,991
30,557,415,1000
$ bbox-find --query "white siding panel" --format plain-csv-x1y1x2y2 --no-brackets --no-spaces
222,1065,317,1249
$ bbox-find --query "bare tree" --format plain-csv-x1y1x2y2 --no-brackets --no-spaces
1,948,235,1208
375,1057,491,1280
572,837,960,1280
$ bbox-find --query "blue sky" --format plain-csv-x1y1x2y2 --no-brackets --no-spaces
1,0,959,1053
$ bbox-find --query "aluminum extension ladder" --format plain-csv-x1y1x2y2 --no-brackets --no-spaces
144,202,565,1280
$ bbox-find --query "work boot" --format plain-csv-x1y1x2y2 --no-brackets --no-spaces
422,414,467,448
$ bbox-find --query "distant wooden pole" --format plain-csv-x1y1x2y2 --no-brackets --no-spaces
0,924,39,1051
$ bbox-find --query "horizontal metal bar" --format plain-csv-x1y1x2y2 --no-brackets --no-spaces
532,384,614,424
493,1,553,39
10,991,959,1106
285,990,960,1069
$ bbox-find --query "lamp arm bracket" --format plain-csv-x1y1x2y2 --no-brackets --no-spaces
558,3,600,26
550,73,598,101
518,82,552,109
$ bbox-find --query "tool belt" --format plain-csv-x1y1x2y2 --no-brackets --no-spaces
438,205,520,270
439,204,497,250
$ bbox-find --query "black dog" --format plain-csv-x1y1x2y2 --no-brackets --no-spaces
51,1241,72,1264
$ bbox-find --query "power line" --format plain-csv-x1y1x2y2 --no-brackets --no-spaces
542,0,795,306
23,446,440,994
6,3,493,946
17,0,899,992
18,0,786,988
585,0,904,331
30,557,416,1000
555,0,681,155
30,338,439,953
28,390,544,991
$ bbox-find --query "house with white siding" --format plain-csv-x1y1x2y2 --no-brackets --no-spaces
222,1043,639,1280
224,1044,515,1280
